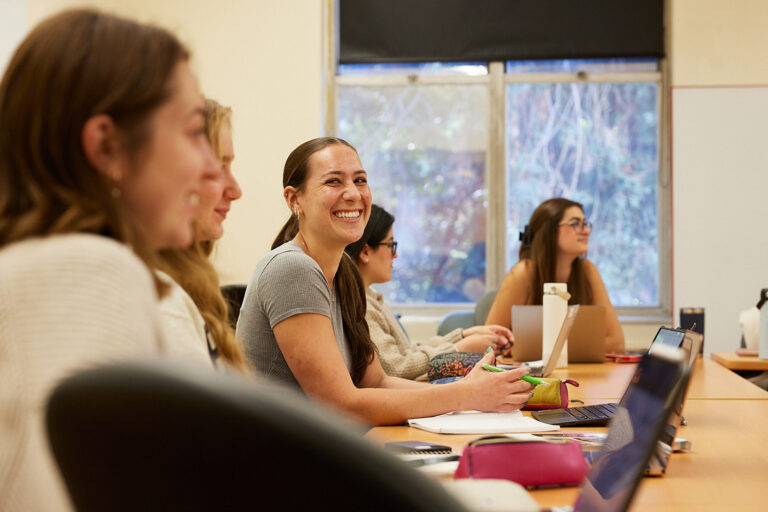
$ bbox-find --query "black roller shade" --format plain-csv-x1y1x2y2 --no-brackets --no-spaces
339,0,664,64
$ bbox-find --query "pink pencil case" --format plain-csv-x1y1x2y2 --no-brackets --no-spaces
454,435,588,488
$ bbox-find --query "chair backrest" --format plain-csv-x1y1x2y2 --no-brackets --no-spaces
46,361,468,512
437,309,475,336
220,284,246,329
474,289,498,325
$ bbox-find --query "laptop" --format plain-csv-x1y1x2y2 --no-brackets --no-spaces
511,305,606,364
533,327,704,475
566,345,689,511
510,305,580,378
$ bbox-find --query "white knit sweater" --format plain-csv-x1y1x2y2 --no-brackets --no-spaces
156,270,213,366
365,287,463,381
0,234,165,511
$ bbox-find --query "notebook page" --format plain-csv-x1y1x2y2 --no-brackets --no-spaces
407,410,560,434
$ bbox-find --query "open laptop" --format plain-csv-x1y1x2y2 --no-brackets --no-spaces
508,305,580,378
533,327,704,475
511,305,606,363
562,345,689,511
533,326,701,428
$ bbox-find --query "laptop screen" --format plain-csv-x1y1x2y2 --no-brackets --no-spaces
646,328,702,475
573,345,686,512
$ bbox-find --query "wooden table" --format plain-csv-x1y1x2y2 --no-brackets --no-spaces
366,361,768,511
540,358,768,401
712,351,768,371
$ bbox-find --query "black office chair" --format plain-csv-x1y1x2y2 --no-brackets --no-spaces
220,284,246,329
46,361,468,512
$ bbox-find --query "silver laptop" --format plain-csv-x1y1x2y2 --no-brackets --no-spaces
521,305,580,377
511,305,606,364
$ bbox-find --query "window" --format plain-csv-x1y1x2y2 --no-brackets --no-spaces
328,4,669,318
503,60,663,309
337,63,490,303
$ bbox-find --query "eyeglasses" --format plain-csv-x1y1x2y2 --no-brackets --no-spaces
559,220,593,233
372,240,398,256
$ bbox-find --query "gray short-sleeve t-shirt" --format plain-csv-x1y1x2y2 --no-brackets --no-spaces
236,241,350,388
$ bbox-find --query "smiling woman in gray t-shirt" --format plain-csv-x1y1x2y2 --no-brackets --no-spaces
238,241,351,388
236,137,533,426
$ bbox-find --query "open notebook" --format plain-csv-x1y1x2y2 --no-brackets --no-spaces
407,410,559,435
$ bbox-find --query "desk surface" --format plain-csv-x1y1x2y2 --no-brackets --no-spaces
711,351,768,371
515,358,768,401
366,360,768,511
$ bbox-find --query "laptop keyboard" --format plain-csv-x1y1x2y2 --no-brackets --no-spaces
565,403,618,421
532,402,618,426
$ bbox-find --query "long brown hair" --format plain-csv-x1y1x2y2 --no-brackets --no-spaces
273,137,376,386
156,99,245,370
519,198,593,305
0,9,188,288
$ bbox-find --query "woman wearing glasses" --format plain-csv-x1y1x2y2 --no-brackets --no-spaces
485,198,625,353
345,204,513,381
237,137,532,425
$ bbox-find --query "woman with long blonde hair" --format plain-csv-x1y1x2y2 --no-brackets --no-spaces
156,98,246,370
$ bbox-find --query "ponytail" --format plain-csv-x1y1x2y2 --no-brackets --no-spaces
271,216,299,250
335,252,377,385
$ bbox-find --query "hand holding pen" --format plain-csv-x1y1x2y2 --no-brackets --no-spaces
461,351,534,412
482,363,549,387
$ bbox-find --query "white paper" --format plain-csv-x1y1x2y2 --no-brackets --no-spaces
407,410,560,434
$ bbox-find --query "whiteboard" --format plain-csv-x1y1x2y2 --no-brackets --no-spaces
672,86,768,355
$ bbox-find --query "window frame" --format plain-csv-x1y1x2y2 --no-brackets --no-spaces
323,1,671,322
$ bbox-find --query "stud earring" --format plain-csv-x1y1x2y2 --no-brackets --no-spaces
110,170,123,199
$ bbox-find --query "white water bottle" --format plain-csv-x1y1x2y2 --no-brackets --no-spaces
543,283,569,368
759,289,768,360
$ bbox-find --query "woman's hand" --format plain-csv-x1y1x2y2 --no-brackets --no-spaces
457,325,514,355
459,351,533,411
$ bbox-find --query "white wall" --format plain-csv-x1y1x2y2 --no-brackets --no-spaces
0,0,27,76
668,0,768,354
25,0,324,285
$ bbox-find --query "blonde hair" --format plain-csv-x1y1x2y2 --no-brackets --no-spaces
156,98,245,371
157,240,245,370
204,98,232,162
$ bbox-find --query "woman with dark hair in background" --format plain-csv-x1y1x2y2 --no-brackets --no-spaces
0,9,218,509
345,204,513,381
485,198,624,353
156,98,246,370
237,137,533,425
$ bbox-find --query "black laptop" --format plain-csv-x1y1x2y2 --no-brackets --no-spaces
532,326,699,428
569,345,689,511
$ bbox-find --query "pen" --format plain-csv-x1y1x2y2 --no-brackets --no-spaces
481,364,548,386
521,375,548,386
